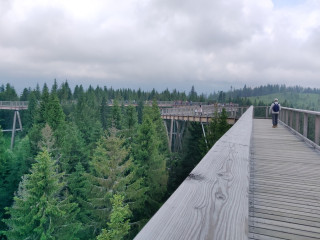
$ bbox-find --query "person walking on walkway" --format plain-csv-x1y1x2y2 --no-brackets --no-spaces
269,98,281,128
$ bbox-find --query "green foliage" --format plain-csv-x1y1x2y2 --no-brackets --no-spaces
0,84,19,101
97,194,131,240
1,80,248,239
3,150,81,240
167,122,204,192
100,96,108,130
133,112,168,220
203,108,231,154
125,105,137,131
55,122,89,173
88,129,136,236
46,93,65,131
73,93,103,152
111,100,122,129
0,134,32,236
68,163,93,239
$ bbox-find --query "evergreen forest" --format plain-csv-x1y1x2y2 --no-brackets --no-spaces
1,81,318,239
0,81,231,240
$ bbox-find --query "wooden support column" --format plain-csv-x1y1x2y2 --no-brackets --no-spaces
285,109,289,125
201,122,208,150
175,121,180,152
303,113,308,138
10,111,17,150
16,111,23,131
163,120,171,151
266,106,268,119
315,115,320,145
169,119,174,151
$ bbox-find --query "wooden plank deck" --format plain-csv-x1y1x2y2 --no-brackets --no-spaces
250,119,320,240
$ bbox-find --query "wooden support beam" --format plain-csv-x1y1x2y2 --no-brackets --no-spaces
169,119,173,151
10,111,17,150
16,111,23,131
163,121,170,151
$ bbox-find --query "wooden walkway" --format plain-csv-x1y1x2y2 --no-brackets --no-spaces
250,119,320,240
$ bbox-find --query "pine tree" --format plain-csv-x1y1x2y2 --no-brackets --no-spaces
133,114,168,219
218,108,231,136
68,162,93,239
3,150,81,240
88,129,133,236
46,93,65,131
170,122,203,190
37,83,50,125
100,96,108,130
97,194,131,240
25,91,38,130
137,100,144,124
206,109,220,148
55,122,89,173
112,100,122,129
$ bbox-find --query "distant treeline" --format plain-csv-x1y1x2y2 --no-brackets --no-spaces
226,84,320,98
2,81,319,107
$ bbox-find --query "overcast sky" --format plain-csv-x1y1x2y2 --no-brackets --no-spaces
1,0,319,94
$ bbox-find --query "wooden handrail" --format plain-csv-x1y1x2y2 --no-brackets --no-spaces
279,107,320,146
134,106,253,240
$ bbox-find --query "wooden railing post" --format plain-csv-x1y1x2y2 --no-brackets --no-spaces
315,115,320,145
303,113,308,137
295,112,300,132
289,110,293,128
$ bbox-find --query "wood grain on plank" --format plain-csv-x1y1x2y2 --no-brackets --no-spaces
134,106,253,240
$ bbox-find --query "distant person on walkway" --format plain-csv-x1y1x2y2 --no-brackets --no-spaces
269,98,281,128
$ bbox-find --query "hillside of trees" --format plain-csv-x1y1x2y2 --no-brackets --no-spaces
0,81,231,240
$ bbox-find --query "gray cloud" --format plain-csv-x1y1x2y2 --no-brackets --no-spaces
0,0,319,94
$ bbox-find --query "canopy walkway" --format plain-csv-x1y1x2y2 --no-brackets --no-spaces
135,106,320,240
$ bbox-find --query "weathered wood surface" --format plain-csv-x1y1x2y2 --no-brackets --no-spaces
134,106,253,240
250,119,320,240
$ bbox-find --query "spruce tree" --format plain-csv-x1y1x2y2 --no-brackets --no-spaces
88,129,133,236
100,96,108,130
46,93,65,131
218,108,231,135
3,150,81,240
133,114,168,219
68,162,93,239
97,194,131,240
55,122,89,173
111,100,122,129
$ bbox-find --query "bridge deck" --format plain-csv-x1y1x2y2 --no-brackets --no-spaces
250,119,320,240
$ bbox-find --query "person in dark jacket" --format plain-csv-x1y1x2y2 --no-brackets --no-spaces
269,98,281,128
